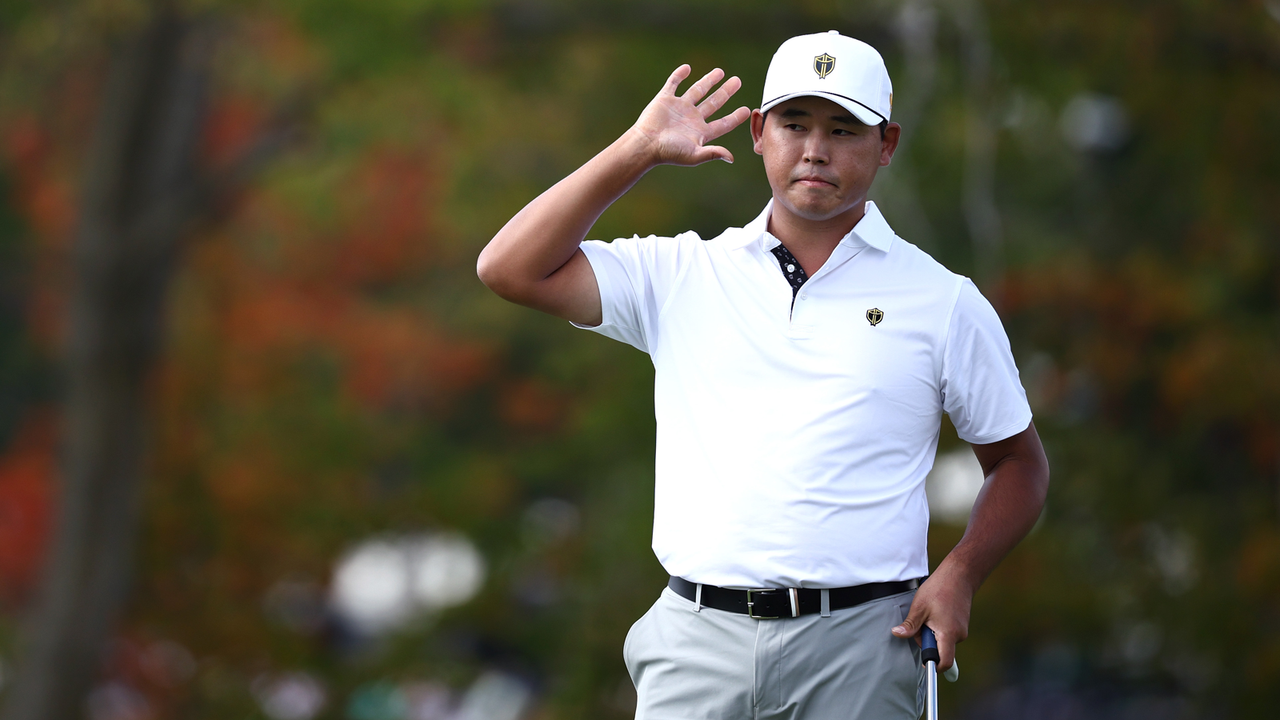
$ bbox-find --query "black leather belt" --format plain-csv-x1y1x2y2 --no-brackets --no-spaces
668,576,921,619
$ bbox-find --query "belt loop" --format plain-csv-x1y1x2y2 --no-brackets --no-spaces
820,589,831,618
694,583,703,613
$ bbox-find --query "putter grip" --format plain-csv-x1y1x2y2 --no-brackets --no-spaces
921,627,941,666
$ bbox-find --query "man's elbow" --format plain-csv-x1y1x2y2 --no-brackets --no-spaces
476,249,499,290
476,249,531,305
477,246,510,295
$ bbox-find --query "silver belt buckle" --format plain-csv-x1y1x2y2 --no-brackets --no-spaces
745,588,800,619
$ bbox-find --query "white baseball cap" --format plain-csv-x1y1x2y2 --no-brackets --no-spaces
761,30,893,126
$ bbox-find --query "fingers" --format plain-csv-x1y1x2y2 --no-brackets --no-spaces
647,65,747,162
892,610,961,670
662,64,692,95
896,614,957,671
697,75,741,118
705,106,751,140
937,628,957,671
681,67,726,105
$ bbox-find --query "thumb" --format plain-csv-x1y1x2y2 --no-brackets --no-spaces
700,145,734,164
891,606,926,639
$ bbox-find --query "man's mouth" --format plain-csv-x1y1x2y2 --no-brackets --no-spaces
794,175,836,188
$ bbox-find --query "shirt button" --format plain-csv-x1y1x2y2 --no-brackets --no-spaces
800,293,808,300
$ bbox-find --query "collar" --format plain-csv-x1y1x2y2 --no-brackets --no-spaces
734,200,897,253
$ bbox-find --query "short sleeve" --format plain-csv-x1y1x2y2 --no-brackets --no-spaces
940,279,1033,445
572,233,697,354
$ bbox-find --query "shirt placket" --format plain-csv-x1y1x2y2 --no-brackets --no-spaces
770,240,864,338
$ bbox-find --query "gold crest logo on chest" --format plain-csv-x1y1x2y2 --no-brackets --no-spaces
866,308,884,326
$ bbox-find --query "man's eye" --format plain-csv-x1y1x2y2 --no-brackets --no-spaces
784,123,804,131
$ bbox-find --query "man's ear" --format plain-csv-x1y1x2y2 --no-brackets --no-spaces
880,122,902,167
751,109,766,156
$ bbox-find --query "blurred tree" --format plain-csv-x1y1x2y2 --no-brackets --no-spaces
0,3,301,719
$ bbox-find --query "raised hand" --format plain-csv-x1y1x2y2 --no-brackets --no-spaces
629,65,752,167
479,65,753,327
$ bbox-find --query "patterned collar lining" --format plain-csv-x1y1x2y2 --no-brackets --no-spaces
769,243,808,304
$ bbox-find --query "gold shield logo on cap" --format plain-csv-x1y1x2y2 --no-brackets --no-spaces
814,53,836,79
866,308,884,326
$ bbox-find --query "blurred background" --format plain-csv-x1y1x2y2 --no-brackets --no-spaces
0,0,1277,718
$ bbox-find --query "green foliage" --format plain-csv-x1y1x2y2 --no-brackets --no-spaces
1,0,1278,718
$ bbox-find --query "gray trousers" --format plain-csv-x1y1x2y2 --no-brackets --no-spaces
624,587,924,720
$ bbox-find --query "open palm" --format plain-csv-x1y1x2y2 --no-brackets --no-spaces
631,65,752,166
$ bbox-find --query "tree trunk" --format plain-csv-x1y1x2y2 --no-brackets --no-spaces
1,8,212,720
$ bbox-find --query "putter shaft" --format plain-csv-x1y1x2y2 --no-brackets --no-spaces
925,659,939,720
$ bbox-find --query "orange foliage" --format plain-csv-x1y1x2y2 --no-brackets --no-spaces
337,305,491,408
499,379,568,433
1236,527,1280,602
2,115,74,351
206,447,287,515
1002,250,1277,449
196,147,493,412
2,115,75,242
201,96,265,169
0,412,58,606
331,152,437,284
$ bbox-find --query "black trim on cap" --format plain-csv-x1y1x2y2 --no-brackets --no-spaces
763,91,886,124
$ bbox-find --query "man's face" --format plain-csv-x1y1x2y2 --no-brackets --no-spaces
750,96,900,225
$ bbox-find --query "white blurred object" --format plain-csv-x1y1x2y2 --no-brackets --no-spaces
409,533,487,610
1061,93,1129,152
331,539,414,633
925,449,985,524
453,672,530,720
252,671,327,720
86,682,153,720
331,532,486,634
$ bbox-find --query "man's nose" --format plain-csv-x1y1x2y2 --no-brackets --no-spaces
802,135,829,164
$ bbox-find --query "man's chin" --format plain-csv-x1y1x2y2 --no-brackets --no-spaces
781,197,849,223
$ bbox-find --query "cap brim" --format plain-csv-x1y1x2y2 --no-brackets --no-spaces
761,90,886,126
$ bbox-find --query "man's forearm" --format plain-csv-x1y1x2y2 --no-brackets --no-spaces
892,424,1048,667
476,130,655,302
939,425,1049,593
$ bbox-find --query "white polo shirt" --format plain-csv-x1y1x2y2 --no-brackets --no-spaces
575,201,1032,589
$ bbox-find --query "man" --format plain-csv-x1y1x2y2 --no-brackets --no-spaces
478,31,1048,719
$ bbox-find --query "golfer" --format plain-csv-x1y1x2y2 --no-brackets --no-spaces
478,31,1049,719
